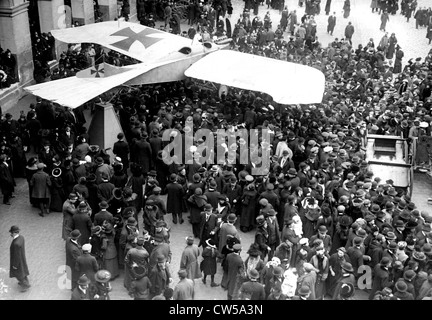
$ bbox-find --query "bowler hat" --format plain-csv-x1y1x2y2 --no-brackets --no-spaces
298,286,311,296
248,269,260,280
95,270,111,283
413,251,427,261
422,243,432,255
99,201,109,209
341,262,354,273
127,217,137,226
380,257,391,266
9,225,20,233
178,269,188,278
95,157,104,165
186,236,194,245
395,220,405,228
148,170,157,177
395,281,408,293
403,270,417,282
228,213,237,223
272,266,283,277
385,232,397,241
388,241,398,251
70,229,81,239
78,274,90,286
353,237,363,246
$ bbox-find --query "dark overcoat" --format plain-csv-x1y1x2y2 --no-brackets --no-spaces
9,235,29,280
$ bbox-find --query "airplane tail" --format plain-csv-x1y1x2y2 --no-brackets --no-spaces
76,62,129,78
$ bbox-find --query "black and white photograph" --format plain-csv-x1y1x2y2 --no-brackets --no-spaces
1,0,432,305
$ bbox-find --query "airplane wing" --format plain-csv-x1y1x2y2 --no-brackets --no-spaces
184,50,325,105
24,63,148,109
51,21,192,62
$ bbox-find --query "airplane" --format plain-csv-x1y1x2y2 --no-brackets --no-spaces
24,20,325,109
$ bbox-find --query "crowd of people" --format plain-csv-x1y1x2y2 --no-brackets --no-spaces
3,0,432,300
0,47,17,89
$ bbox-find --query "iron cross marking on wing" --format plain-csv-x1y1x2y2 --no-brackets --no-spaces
110,27,164,51
91,64,105,78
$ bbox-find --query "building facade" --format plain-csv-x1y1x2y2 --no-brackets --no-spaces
0,0,137,111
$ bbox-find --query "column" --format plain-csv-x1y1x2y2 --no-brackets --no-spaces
98,0,118,21
37,0,67,33
88,102,124,162
71,0,94,25
129,0,137,21
37,0,68,60
0,0,33,85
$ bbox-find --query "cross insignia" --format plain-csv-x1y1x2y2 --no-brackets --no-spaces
110,27,164,51
90,64,104,78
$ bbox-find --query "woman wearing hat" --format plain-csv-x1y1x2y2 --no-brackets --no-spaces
49,167,65,212
180,236,202,281
30,162,52,217
187,188,209,238
71,201,92,245
393,280,414,300
90,270,112,300
200,239,222,287
129,265,152,300
25,157,38,206
101,223,120,280
240,181,258,232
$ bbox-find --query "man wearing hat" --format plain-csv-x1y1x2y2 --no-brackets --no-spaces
0,154,15,205
148,255,172,299
222,175,242,215
124,236,150,290
225,243,244,300
266,209,281,261
298,262,317,300
97,171,115,204
204,179,221,209
94,157,112,184
94,201,114,226
30,162,51,217
113,132,130,173
259,183,280,214
218,213,239,252
173,269,195,300
75,243,98,284
180,236,201,281
66,229,83,290
369,257,393,299
292,285,312,300
9,225,30,292
71,274,91,300
238,268,266,300
254,215,271,260
62,193,79,240
309,246,329,300
71,201,92,245
166,172,185,224
347,236,369,277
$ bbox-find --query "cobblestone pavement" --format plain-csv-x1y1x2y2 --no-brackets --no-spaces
2,0,432,300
